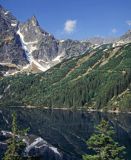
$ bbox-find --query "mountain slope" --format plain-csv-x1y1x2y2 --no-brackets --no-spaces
0,5,29,76
0,5,131,76
17,16,92,72
0,43,131,111
0,5,92,75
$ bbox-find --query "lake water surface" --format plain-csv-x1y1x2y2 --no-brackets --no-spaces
0,107,131,159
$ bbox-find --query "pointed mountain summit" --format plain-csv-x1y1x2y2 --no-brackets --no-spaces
0,4,7,13
1,4,131,76
0,5,92,74
0,4,18,27
28,15,39,26
120,30,131,42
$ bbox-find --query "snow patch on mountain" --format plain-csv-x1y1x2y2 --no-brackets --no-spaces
60,40,65,43
25,137,44,153
11,23,17,27
1,130,12,136
52,54,62,62
17,29,48,72
49,146,61,155
24,137,61,156
4,11,9,15
17,29,37,55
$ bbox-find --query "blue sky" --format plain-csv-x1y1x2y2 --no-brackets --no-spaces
0,0,131,40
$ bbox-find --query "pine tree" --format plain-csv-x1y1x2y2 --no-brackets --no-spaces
3,112,28,160
83,120,126,160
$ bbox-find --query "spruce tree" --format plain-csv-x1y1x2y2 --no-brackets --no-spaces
3,112,27,160
83,120,126,160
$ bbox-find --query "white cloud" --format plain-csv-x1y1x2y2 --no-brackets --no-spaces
64,20,77,33
112,28,117,33
126,20,131,26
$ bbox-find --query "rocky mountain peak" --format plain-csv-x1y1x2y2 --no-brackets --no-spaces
124,29,131,37
87,36,118,45
28,15,39,27
0,5,92,74
2,4,131,76
0,5,28,73
0,4,7,13
0,5,18,28
126,29,131,34
87,37,104,45
119,30,131,42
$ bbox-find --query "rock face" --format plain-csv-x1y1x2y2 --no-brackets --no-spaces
0,130,77,160
0,5,131,75
58,39,91,59
17,16,92,72
0,5,28,66
87,37,118,45
119,30,131,43
18,15,92,61
0,130,61,160
0,5,93,74
18,16,59,62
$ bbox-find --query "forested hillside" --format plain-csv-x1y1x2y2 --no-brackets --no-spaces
0,43,131,111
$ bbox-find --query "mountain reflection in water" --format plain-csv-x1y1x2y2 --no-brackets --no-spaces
0,107,131,160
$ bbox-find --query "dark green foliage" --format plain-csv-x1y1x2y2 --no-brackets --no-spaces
0,44,131,111
83,120,126,160
3,113,28,160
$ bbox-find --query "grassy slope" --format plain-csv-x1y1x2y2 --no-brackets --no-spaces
0,43,131,111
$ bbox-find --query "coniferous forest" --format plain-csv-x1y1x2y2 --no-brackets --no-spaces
0,43,131,111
